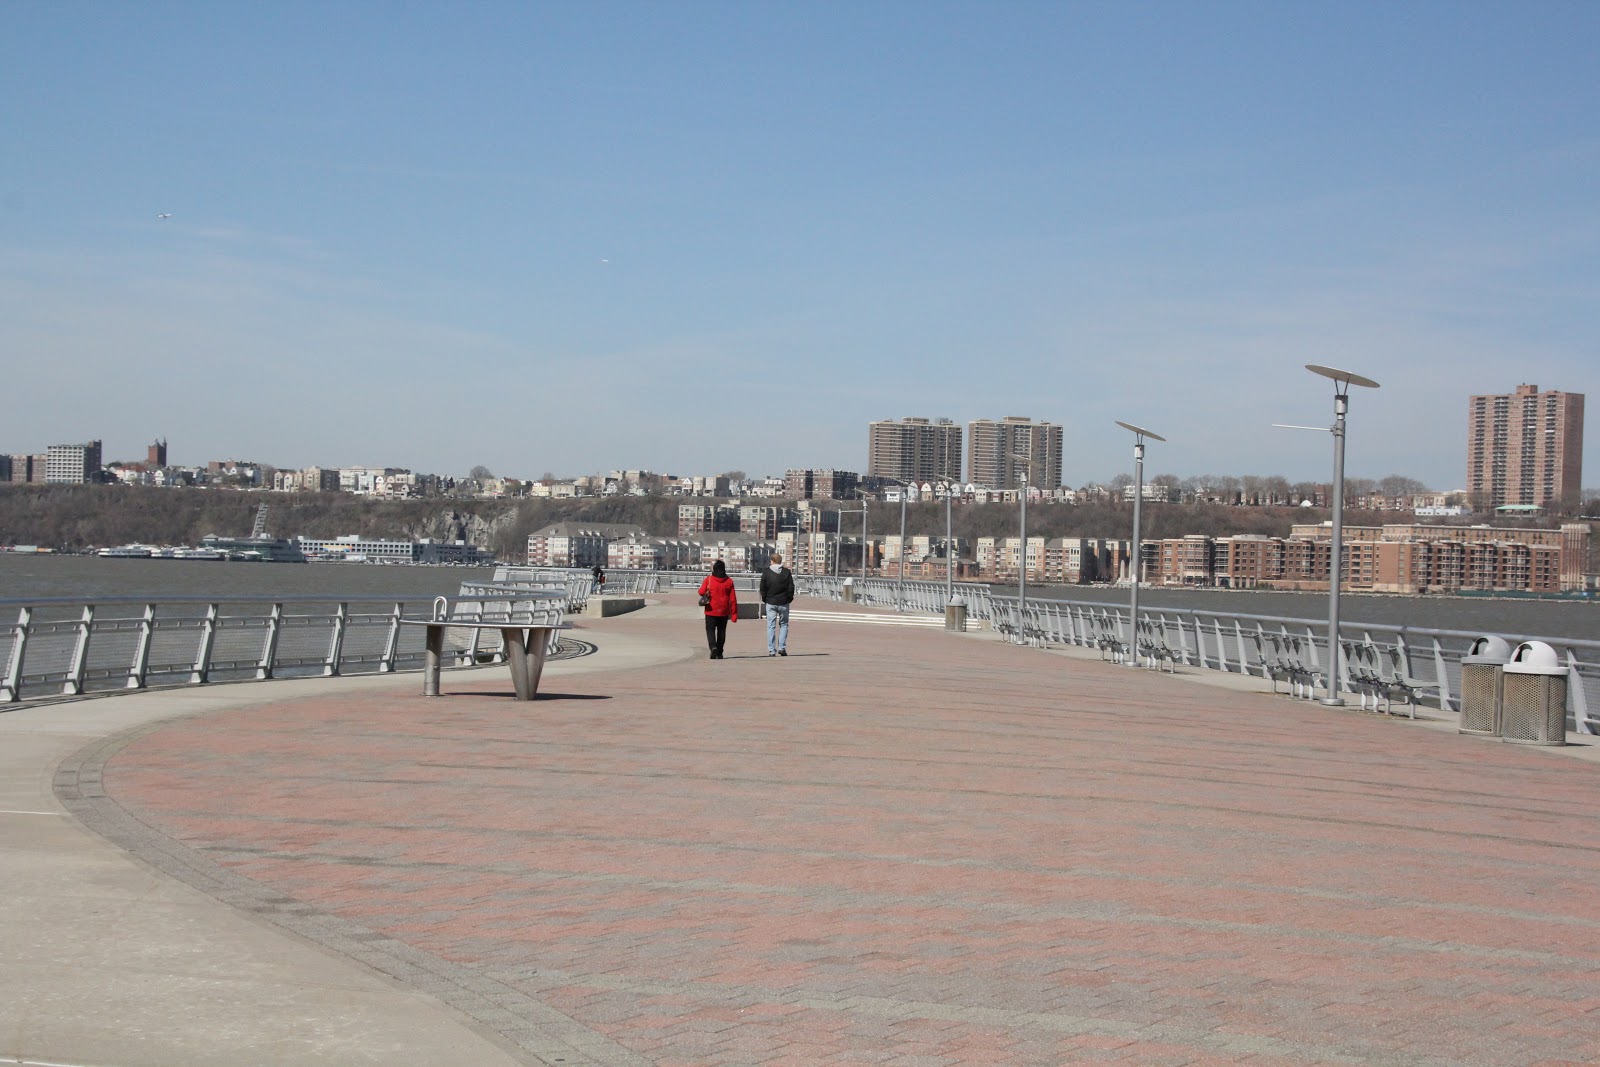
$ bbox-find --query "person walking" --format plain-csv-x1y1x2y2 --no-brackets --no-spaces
697,559,738,659
759,550,796,657
591,563,606,594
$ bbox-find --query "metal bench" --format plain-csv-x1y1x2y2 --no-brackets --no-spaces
1137,618,1178,673
397,595,570,701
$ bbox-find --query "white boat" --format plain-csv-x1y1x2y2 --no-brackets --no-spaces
99,544,154,558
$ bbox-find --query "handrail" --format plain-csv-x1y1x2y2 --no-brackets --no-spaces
795,575,1599,733
0,590,572,705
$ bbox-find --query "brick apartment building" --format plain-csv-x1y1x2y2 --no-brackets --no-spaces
785,469,859,500
1150,523,1589,594
967,417,1063,490
1467,384,1585,508
867,417,963,483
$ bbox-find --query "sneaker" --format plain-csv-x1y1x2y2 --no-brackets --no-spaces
778,649,787,657
768,651,776,657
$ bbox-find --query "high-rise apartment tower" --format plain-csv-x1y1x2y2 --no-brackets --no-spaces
967,417,1063,489
867,417,963,483
1467,384,1584,508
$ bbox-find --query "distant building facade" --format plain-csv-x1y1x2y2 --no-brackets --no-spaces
1150,523,1589,594
967,417,1063,489
785,468,859,500
678,504,740,537
147,438,168,467
526,522,647,568
867,417,962,483
46,440,103,484
1467,384,1584,508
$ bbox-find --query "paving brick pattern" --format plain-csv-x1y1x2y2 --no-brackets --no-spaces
95,595,1600,1066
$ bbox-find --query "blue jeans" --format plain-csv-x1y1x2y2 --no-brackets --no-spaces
765,603,790,653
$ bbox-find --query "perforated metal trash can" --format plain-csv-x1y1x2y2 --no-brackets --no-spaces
841,577,856,604
1459,635,1512,737
944,596,967,633
1501,641,1568,746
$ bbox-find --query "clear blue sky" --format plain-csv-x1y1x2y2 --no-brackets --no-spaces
4,1,1597,491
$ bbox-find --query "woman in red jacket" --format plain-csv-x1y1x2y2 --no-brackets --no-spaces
697,559,738,659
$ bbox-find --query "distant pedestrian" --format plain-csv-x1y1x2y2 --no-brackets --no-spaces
591,564,606,594
698,559,738,659
759,551,796,657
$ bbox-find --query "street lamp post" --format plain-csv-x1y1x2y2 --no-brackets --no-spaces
1115,422,1166,667
1009,454,1032,644
944,482,955,606
895,481,908,610
1304,364,1380,705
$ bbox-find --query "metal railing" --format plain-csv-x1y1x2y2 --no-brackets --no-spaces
1,592,567,704
796,575,1599,733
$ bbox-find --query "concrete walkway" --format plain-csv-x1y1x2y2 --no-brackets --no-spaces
7,593,1600,1066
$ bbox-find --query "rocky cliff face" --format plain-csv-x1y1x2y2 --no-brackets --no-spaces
398,509,526,558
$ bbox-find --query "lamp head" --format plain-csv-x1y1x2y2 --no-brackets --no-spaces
1114,420,1167,442
1305,364,1380,390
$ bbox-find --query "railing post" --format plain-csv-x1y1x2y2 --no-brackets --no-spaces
258,602,283,680
1566,649,1593,735
191,603,219,684
3,605,32,703
379,601,403,673
1428,636,1454,712
64,605,95,695
324,602,348,676
127,602,156,689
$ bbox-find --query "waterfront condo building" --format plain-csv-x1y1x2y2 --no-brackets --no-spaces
867,417,963,483
46,440,103,484
1467,384,1584,508
967,417,1063,489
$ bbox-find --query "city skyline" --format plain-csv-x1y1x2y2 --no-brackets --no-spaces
4,5,1599,487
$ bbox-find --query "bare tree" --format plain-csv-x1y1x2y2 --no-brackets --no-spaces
468,465,495,481
1377,474,1428,497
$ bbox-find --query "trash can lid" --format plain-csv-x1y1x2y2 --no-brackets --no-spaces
1463,635,1513,664
1504,640,1565,675
841,576,854,585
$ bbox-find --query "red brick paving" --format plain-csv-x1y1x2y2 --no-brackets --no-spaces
103,593,1600,1065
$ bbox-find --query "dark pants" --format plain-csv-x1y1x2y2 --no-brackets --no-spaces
704,615,729,657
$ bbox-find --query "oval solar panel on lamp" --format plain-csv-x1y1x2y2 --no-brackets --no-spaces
1305,364,1380,390
1114,421,1167,441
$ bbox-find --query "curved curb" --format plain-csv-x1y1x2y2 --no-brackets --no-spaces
54,717,652,1067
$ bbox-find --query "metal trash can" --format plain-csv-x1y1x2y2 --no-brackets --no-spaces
841,577,856,604
1459,636,1512,737
1501,641,1568,746
944,596,967,633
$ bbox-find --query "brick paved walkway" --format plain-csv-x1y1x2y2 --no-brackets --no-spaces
92,595,1600,1066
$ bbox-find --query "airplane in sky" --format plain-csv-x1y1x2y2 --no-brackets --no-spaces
156,213,171,219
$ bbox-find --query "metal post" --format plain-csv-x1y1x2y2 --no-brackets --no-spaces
1324,389,1349,704
1018,473,1027,643
945,485,954,605
1129,438,1144,666
1114,421,1166,667
898,485,907,610
1288,365,1376,705
861,500,868,582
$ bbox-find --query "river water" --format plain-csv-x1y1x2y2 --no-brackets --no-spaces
1,554,1596,642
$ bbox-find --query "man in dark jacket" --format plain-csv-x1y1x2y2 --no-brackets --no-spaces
759,551,796,657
